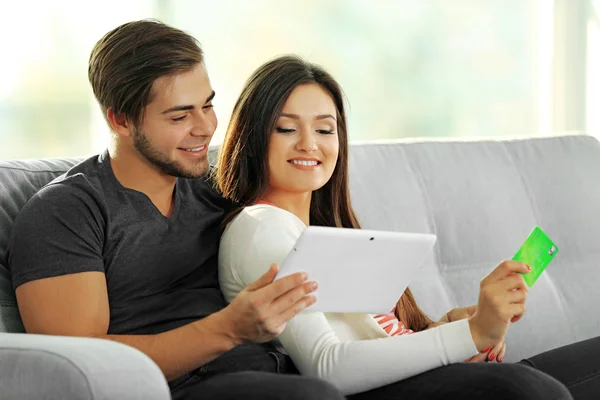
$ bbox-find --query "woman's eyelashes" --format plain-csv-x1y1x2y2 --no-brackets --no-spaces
276,127,295,134
316,129,335,135
275,126,336,135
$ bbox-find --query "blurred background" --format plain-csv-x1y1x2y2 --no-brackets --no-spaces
0,0,598,160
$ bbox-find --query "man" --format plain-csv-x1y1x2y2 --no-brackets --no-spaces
7,19,343,400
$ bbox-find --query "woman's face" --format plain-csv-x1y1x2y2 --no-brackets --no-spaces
266,83,340,196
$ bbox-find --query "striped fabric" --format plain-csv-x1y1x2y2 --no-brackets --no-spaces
373,308,414,336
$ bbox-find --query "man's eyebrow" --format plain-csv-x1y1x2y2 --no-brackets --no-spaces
161,105,194,114
161,91,216,114
205,90,216,103
280,113,336,121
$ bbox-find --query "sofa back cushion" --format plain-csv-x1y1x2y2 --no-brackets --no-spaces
348,134,600,361
3,136,598,363
0,159,81,332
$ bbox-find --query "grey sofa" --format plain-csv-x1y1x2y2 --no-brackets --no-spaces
2,134,599,398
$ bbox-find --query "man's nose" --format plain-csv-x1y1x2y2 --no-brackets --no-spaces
190,111,216,137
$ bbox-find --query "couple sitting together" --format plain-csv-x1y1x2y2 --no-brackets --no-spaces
7,19,600,400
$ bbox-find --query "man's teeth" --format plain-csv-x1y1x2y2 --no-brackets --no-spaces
183,146,205,152
291,160,318,166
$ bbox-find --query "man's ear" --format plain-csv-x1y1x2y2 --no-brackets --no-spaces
107,108,133,138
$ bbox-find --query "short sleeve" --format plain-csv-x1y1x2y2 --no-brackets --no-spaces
8,181,106,289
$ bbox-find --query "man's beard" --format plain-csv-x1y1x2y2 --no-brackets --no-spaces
132,127,209,179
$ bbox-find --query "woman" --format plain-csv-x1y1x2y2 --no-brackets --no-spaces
216,55,598,399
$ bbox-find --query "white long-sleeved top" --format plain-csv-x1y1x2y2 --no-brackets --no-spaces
218,204,479,395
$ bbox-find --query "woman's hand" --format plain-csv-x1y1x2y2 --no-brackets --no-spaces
468,260,530,352
464,340,506,363
486,340,506,363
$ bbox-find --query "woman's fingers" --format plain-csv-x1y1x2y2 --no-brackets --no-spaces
484,261,531,284
465,352,488,363
497,342,507,363
487,341,503,362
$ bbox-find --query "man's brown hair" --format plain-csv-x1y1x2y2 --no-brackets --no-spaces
88,19,203,127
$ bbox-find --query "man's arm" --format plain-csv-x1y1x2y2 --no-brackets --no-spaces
16,264,316,382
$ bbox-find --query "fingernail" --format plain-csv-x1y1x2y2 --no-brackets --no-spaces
497,357,503,363
482,347,491,353
310,282,318,290
489,353,495,361
301,273,308,281
526,265,532,271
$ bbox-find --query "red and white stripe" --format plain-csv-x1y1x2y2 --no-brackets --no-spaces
373,308,414,336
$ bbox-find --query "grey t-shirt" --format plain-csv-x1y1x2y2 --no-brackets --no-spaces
8,151,233,335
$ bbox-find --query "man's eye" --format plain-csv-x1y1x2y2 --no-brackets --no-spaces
203,104,214,110
172,115,186,122
276,127,295,133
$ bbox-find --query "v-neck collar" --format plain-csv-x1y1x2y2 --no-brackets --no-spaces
100,150,182,224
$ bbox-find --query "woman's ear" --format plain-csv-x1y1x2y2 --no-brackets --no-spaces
107,108,133,138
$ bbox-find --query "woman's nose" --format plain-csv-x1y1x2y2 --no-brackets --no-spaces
296,130,318,152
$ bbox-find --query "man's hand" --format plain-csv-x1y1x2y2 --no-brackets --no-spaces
444,305,477,322
425,321,446,329
222,263,317,345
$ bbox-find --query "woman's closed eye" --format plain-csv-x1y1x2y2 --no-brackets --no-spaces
276,127,336,135
316,129,335,135
276,127,295,134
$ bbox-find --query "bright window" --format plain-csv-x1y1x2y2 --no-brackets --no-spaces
0,0,591,160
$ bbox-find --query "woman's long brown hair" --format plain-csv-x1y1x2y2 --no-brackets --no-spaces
216,55,433,332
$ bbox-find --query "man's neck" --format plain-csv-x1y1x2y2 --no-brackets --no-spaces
262,190,311,226
108,143,177,218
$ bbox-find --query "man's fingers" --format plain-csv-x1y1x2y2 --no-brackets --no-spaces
275,294,317,325
245,263,280,292
271,281,318,315
258,271,311,301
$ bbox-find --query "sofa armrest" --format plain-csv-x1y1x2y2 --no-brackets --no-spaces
0,333,170,400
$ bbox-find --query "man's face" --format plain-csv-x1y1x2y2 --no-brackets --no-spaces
132,64,217,179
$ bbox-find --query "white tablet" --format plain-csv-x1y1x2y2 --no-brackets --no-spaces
275,226,437,314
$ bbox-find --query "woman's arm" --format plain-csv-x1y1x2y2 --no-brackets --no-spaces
278,310,477,394
219,207,479,395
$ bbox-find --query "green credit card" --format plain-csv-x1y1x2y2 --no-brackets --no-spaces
512,226,558,287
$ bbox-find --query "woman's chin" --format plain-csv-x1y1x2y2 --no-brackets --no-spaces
293,182,330,193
